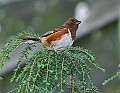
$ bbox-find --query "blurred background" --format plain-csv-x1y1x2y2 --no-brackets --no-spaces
0,0,120,93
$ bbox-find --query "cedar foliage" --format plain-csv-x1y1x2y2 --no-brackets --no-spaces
0,31,105,93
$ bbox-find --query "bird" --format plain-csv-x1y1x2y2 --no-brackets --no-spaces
20,18,81,52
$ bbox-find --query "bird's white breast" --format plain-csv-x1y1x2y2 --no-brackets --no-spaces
50,29,74,51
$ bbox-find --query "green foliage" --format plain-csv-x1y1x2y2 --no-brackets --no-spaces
102,64,120,85
0,76,3,80
0,31,105,93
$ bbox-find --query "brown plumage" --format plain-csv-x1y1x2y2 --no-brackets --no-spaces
20,18,81,51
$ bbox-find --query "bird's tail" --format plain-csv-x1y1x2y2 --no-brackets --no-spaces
19,36,40,43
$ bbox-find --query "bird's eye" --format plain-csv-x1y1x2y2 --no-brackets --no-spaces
71,19,74,22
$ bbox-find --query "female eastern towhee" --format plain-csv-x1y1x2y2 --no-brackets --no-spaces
20,18,81,52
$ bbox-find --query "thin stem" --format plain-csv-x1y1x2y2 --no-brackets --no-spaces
60,57,64,92
1,41,23,63
55,55,58,76
31,68,40,92
45,53,50,93
70,71,74,93
64,83,81,93
31,58,44,91
79,61,86,93
25,55,39,92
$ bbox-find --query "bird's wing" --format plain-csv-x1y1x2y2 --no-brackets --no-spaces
41,30,57,37
41,25,67,37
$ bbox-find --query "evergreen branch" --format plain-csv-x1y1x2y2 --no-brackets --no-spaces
0,31,105,93
60,58,64,93
102,70,120,85
45,53,50,93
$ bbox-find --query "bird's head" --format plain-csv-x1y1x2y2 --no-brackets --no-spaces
64,18,81,30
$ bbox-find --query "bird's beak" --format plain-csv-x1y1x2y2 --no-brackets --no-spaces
76,20,81,25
